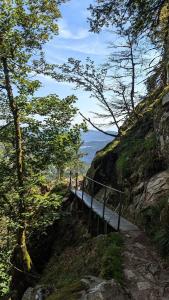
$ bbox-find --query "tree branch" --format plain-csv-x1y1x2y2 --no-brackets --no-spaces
79,112,118,138
0,121,13,132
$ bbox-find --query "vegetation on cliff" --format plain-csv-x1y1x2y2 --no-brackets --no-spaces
87,86,169,256
39,213,123,300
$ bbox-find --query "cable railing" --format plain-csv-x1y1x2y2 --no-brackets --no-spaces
68,171,124,232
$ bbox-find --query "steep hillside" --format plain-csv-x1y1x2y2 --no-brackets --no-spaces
21,208,126,300
80,130,115,165
86,87,169,252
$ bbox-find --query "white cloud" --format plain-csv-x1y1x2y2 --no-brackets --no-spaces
36,74,56,83
53,40,109,55
58,20,89,40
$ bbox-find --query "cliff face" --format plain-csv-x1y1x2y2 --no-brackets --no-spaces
87,87,169,237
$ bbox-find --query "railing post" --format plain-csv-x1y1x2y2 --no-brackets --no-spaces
81,176,85,211
117,193,122,231
75,172,78,195
105,221,107,234
69,170,72,189
97,215,100,235
82,177,85,202
88,182,94,233
102,187,107,233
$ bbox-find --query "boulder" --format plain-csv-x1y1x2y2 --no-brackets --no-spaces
162,93,169,106
22,285,54,300
142,171,169,207
81,278,129,300
21,278,129,300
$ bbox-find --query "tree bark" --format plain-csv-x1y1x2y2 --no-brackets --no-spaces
163,13,169,84
129,39,135,111
2,58,23,188
2,57,33,299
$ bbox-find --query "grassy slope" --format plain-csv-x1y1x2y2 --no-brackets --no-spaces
39,216,123,300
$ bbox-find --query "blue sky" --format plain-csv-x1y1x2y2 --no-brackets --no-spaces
36,0,115,129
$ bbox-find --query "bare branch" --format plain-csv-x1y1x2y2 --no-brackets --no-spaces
0,121,13,132
79,112,118,138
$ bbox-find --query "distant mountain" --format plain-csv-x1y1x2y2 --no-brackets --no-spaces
80,130,116,165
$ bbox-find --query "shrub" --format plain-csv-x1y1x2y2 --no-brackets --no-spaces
154,226,169,257
100,233,123,284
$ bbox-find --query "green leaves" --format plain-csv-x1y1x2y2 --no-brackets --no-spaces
0,251,11,296
21,94,86,175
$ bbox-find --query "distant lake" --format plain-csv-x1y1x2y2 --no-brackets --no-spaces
80,130,116,165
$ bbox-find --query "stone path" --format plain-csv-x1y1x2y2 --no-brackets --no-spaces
71,188,169,299
122,230,169,299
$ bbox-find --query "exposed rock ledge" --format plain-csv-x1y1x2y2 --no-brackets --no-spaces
22,276,128,300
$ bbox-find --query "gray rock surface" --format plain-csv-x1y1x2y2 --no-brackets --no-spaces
143,171,169,206
21,277,128,300
131,170,169,216
122,231,169,299
162,92,169,106
80,277,129,300
22,285,54,300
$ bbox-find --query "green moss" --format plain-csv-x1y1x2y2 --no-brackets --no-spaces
154,226,169,257
140,194,169,258
41,233,123,292
44,233,123,299
100,234,123,284
21,230,32,271
47,281,85,300
116,133,157,178
158,84,169,99
140,196,169,256
96,139,120,159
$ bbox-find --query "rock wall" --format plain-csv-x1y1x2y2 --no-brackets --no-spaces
86,87,169,232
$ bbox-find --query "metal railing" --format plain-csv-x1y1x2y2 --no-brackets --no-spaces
69,171,124,232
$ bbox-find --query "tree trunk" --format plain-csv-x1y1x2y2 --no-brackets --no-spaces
2,58,23,188
130,42,135,111
164,15,169,84
2,57,33,299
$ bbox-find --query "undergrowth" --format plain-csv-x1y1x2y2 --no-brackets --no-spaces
141,196,169,257
116,133,159,179
40,232,123,300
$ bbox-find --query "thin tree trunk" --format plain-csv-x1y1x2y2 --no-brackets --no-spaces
129,40,135,111
121,89,131,117
163,14,169,84
2,58,23,187
98,91,121,133
2,57,32,298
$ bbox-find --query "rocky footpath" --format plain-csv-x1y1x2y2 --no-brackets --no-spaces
122,230,169,300
21,229,169,300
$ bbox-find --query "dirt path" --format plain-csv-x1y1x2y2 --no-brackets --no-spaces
122,230,169,299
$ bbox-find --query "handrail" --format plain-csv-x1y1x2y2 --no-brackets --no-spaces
69,170,124,232
85,176,124,194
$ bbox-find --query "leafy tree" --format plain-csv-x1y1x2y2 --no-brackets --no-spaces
0,90,85,297
22,94,87,179
0,1,68,298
